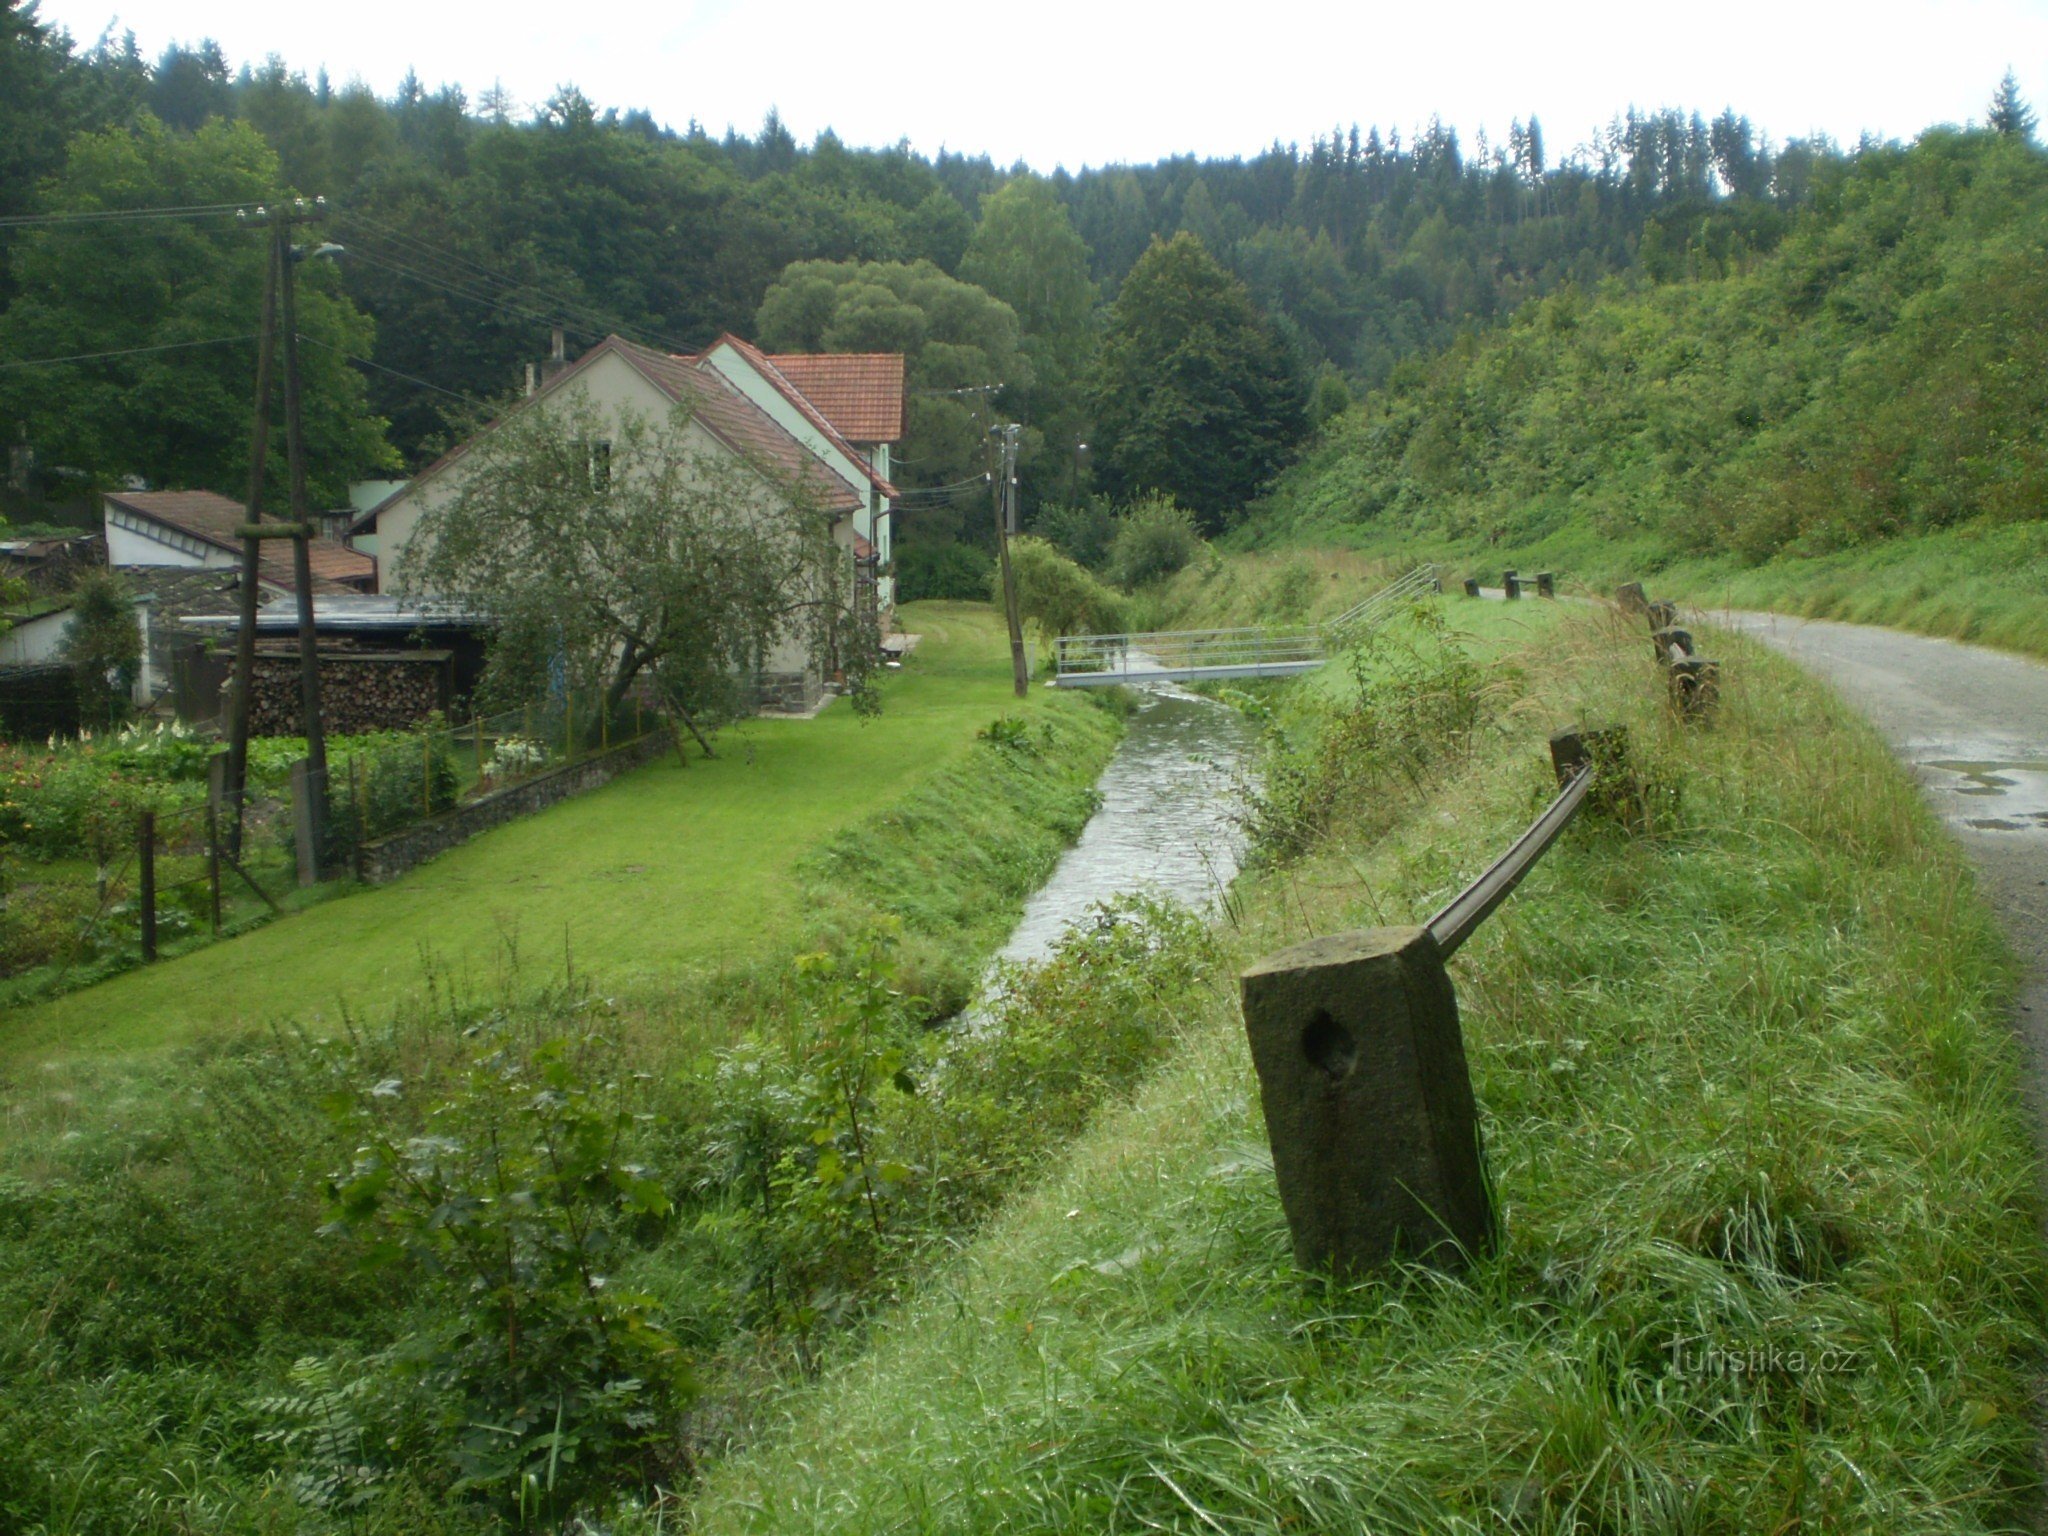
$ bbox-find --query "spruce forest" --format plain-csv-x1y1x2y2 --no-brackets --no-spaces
8,3,1996,588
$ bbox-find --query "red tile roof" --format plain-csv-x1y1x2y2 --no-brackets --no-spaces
691,335,897,498
105,490,375,594
617,341,865,516
765,352,906,445
351,334,887,544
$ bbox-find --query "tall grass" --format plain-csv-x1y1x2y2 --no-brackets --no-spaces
685,606,2046,1533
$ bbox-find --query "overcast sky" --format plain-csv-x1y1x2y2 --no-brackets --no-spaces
35,0,2048,172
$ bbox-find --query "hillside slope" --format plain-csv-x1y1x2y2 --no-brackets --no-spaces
1250,129,2048,656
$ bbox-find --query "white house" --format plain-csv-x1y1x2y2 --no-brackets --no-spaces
352,334,905,713
692,336,905,608
0,588,166,709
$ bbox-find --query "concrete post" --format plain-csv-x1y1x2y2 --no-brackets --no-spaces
1241,926,1493,1276
1671,657,1721,717
1645,599,1677,630
1535,571,1555,598
1502,570,1521,600
1651,627,1695,664
1614,582,1649,613
1462,577,1481,598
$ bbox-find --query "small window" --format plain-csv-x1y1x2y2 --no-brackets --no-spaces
587,438,612,491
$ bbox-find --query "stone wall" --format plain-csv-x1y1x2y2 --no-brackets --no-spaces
356,726,671,883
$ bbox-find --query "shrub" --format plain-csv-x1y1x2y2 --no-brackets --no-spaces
1245,603,1491,861
894,539,994,602
997,536,1124,642
1107,493,1204,588
320,1026,688,1520
1031,500,1120,570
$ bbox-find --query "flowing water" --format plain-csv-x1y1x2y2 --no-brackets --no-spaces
992,684,1261,970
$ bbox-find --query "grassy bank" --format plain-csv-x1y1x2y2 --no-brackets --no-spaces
0,602,1106,1070
0,604,1129,1534
1238,515,2048,663
687,603,2047,1533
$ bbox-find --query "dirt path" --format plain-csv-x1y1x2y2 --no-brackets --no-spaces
1701,609,2048,1129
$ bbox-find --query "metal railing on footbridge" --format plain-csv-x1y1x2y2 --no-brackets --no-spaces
1050,564,1437,688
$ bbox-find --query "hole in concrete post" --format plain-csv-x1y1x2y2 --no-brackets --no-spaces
1302,1010,1357,1080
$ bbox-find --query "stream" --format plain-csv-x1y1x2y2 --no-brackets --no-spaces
991,683,1262,971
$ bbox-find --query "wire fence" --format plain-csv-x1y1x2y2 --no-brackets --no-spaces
323,693,662,862
0,693,664,989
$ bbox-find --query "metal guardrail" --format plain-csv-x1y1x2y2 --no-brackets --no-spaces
1426,761,1592,958
1051,564,1438,687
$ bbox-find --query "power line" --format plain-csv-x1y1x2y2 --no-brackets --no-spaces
292,333,486,405
0,201,260,230
332,211,701,358
0,334,257,371
332,211,643,339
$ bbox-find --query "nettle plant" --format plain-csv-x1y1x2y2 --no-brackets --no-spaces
702,932,922,1363
321,1026,686,1522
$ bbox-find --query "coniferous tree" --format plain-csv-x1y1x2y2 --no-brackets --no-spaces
1988,70,2037,139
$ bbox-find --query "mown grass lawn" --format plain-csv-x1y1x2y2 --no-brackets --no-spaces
0,602,1055,1066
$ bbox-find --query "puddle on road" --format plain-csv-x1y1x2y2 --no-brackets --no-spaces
1919,758,2048,835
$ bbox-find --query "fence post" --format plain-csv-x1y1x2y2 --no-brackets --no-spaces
422,731,432,818
289,759,319,888
205,799,222,936
206,753,225,936
1241,928,1492,1275
138,809,158,962
350,755,366,880
474,712,483,784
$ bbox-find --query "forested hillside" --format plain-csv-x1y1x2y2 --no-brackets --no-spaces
1253,125,2048,650
3,0,1847,520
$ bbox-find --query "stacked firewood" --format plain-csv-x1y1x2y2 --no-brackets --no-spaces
233,649,451,736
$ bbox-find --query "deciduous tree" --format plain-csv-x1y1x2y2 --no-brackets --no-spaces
1089,233,1306,530
404,396,867,751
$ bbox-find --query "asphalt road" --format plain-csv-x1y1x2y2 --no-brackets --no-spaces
1701,609,2048,1132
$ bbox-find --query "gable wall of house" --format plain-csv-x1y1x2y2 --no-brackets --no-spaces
702,343,894,609
374,351,712,596
701,343,872,499
105,514,237,572
0,607,72,668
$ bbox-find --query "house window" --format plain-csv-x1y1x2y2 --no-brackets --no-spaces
578,438,612,491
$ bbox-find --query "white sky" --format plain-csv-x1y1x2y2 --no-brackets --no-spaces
36,0,2048,172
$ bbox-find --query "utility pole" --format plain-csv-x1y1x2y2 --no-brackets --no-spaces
222,220,280,859
991,423,1028,698
223,197,332,871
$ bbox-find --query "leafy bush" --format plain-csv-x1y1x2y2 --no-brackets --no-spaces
1031,500,1120,570
996,536,1124,641
321,1026,688,1520
894,539,994,602
1107,493,1205,588
1245,603,1491,861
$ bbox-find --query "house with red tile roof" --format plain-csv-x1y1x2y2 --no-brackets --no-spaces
351,334,906,714
691,335,905,608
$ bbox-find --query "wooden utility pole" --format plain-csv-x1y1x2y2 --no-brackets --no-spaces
277,204,330,863
991,423,1028,698
221,222,281,858
221,197,332,871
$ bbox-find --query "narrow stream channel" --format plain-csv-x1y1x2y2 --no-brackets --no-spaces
992,684,1262,970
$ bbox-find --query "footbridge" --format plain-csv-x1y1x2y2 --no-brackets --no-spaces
1050,564,1439,688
